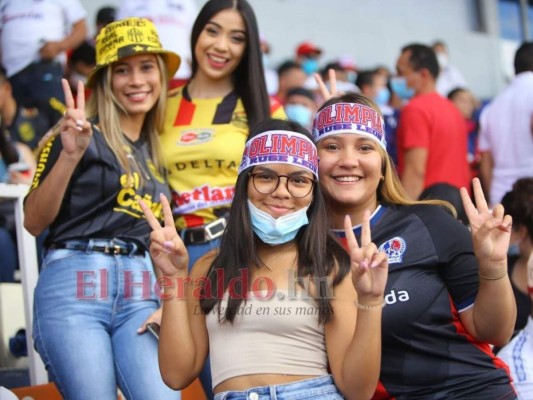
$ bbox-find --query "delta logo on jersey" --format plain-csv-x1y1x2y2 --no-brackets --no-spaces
379,237,406,264
238,130,318,178
312,102,386,149
178,129,214,145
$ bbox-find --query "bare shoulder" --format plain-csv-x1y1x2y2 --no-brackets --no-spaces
190,249,219,280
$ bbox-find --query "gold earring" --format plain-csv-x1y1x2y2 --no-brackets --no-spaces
380,176,385,182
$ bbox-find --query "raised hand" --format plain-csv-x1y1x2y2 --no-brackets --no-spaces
314,68,340,103
344,211,388,302
139,193,189,277
59,79,92,158
460,178,513,265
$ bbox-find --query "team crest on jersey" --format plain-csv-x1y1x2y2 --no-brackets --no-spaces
378,237,406,264
178,129,214,145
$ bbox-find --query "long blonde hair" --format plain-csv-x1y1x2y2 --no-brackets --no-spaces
86,55,168,185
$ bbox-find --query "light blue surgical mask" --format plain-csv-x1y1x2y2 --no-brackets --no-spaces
284,104,313,129
346,71,357,84
262,53,270,69
301,58,319,75
248,200,309,245
390,77,414,100
374,87,390,107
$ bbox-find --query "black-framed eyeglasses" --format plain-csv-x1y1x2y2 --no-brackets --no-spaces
249,172,315,198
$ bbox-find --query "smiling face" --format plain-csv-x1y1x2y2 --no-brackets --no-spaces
247,164,314,219
317,134,383,215
111,54,162,116
194,8,247,85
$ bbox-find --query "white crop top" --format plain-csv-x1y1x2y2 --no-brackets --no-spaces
206,290,329,388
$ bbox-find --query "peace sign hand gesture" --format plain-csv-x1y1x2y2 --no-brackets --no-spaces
139,194,189,277
344,211,388,303
59,79,92,159
460,178,513,266
314,68,341,103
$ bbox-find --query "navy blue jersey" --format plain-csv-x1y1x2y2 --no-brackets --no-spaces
28,127,170,249
335,204,515,400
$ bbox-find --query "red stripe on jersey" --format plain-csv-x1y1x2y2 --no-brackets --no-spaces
372,381,395,400
174,96,195,126
269,97,282,114
339,236,348,249
448,296,514,378
183,214,205,228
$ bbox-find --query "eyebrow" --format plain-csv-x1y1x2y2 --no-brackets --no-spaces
113,56,157,67
206,21,246,35
254,167,313,177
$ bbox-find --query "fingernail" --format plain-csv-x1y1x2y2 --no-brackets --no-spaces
76,119,84,126
76,126,83,131
370,260,379,268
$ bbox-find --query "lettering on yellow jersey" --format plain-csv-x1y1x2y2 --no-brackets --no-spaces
172,184,234,214
114,172,163,219
171,159,237,172
30,136,55,190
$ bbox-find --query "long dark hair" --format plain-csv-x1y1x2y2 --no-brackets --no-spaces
200,119,350,324
190,0,270,130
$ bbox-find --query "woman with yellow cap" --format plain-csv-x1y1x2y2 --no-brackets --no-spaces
24,18,181,400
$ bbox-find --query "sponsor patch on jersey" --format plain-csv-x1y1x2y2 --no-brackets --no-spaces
379,236,406,264
178,129,214,145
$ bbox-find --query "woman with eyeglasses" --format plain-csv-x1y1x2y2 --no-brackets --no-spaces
140,118,389,400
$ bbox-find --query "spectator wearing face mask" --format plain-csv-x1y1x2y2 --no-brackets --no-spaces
432,40,468,97
395,43,470,200
295,41,323,91
284,87,317,131
356,69,399,166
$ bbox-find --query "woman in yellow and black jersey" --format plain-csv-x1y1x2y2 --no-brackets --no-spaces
160,0,285,269
23,18,181,400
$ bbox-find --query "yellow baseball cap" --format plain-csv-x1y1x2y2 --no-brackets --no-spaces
87,17,181,87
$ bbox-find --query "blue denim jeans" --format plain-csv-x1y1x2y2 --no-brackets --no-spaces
214,375,344,400
33,248,180,400
185,238,221,400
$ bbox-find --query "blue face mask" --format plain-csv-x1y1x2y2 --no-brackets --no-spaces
262,53,270,69
284,104,313,129
301,58,319,75
374,87,390,107
390,77,414,100
346,71,357,84
248,200,309,245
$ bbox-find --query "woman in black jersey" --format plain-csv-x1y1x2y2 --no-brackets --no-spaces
313,75,517,399
23,18,181,400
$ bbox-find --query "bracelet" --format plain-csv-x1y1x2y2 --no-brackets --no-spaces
478,271,508,281
355,300,386,310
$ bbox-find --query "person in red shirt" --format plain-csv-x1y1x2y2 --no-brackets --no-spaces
395,43,470,200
